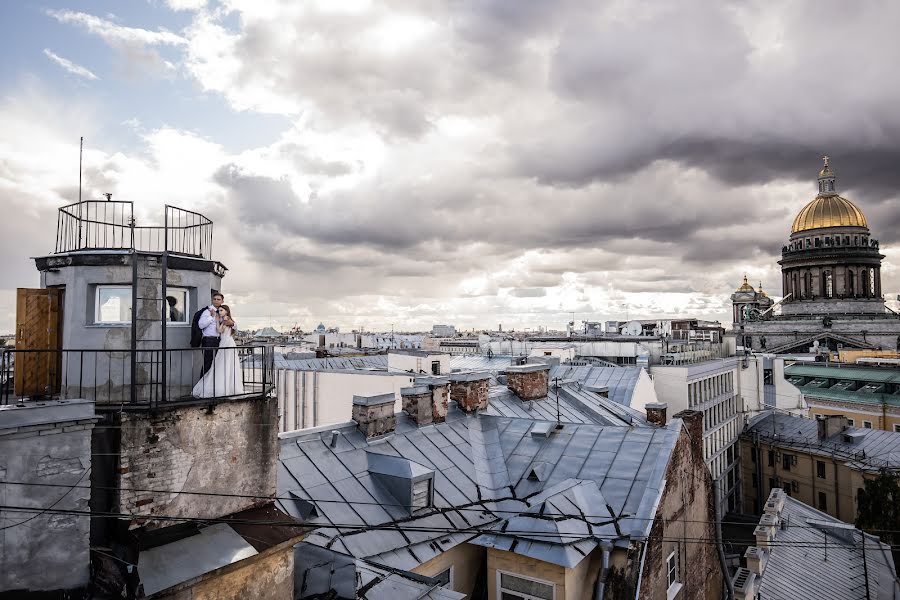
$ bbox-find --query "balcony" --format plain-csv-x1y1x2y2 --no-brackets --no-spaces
0,346,274,409
55,200,213,258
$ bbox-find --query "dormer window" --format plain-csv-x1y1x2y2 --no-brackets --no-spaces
367,451,435,512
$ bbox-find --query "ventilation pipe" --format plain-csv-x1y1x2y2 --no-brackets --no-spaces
593,544,612,600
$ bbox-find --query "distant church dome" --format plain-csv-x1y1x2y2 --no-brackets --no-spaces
736,274,755,293
790,156,868,234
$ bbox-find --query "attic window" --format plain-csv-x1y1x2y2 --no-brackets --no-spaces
412,479,431,509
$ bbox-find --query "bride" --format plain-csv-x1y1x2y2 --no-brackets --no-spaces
192,305,245,398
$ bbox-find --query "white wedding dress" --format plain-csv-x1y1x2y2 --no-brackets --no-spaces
192,327,245,398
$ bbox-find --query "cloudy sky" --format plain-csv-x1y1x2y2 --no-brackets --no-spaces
2,0,900,333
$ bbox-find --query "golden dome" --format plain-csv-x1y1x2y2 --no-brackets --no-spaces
790,194,868,233
758,282,768,298
737,274,755,293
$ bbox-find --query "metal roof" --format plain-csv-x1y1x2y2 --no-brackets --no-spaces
548,365,644,407
799,386,900,408
483,384,647,427
785,363,900,384
744,412,900,471
757,496,899,600
450,355,523,372
138,524,258,595
275,354,389,371
277,407,680,572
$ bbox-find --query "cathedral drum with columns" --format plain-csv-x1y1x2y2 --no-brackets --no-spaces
733,158,900,354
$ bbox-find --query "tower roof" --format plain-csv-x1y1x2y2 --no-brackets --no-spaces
791,157,868,234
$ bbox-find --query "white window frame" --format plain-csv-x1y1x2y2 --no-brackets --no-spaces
434,565,454,590
894,424,900,433
164,287,191,325
496,570,555,600
847,418,855,426
863,421,873,429
666,547,683,599
95,285,132,325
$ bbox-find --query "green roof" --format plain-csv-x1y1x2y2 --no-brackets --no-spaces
784,363,900,384
799,386,900,408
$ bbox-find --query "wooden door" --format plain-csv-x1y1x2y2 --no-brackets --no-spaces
14,288,62,397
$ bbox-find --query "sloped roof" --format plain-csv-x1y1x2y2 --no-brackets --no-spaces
470,479,619,567
744,411,900,471
274,354,389,371
548,365,644,407
757,496,899,600
255,326,283,337
484,384,647,427
277,407,681,571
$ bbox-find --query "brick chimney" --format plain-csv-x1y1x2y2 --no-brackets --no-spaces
505,364,550,401
352,393,396,438
401,385,433,426
673,409,703,459
645,402,668,426
449,372,491,413
415,376,450,423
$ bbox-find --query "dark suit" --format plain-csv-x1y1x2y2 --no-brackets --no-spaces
192,308,219,375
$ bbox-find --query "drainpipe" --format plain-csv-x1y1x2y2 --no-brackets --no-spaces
715,485,735,600
593,544,612,600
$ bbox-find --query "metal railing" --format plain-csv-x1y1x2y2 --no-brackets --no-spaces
0,346,273,409
55,201,213,258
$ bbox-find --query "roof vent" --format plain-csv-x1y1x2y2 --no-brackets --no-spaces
843,430,867,444
530,422,554,438
366,452,435,512
732,568,757,600
527,463,547,482
329,431,340,447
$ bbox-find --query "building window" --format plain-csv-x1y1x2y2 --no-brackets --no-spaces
95,286,132,324
818,492,827,511
782,453,794,471
165,287,189,323
763,368,773,385
498,571,554,600
825,271,833,298
816,460,826,479
894,424,900,433
769,477,775,491
847,418,855,426
768,450,775,467
431,360,441,375
411,479,431,510
434,566,453,589
863,421,873,429
666,547,681,597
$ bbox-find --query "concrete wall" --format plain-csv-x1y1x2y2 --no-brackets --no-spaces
116,397,278,528
413,542,485,598
0,400,97,593
738,356,806,418
155,542,294,600
637,421,723,600
39,254,223,403
275,370,414,433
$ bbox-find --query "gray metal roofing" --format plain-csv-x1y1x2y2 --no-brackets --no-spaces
449,355,524,371
275,354,389,371
277,408,680,571
758,496,899,600
483,384,647,427
548,365,643,407
745,411,900,470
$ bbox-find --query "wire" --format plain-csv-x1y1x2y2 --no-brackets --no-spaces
0,467,90,531
4,480,900,535
0,504,894,550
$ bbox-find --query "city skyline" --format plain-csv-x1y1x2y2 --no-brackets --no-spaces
3,1,900,332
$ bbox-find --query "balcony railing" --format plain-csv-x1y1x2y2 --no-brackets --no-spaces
0,346,273,408
55,201,213,259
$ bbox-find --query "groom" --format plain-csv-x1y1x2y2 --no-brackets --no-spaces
191,292,225,376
